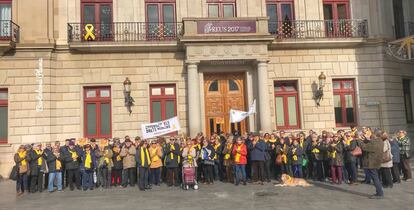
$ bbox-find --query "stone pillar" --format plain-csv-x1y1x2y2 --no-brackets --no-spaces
187,61,201,137
257,60,272,132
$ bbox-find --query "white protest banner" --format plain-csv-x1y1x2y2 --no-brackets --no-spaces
141,117,181,139
230,100,256,123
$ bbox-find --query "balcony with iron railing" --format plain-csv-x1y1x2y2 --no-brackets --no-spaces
268,19,368,48
67,22,183,51
0,20,20,53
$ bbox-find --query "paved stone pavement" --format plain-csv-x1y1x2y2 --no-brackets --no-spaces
1,166,414,210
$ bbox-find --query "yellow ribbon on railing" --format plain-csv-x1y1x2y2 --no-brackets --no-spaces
84,24,96,41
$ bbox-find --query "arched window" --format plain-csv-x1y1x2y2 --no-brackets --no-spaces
209,80,219,92
229,80,239,91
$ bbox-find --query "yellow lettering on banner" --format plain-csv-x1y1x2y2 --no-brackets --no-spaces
84,24,96,41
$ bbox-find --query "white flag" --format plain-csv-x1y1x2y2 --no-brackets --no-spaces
230,100,256,123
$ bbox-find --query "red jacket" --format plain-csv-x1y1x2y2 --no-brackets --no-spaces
232,144,247,165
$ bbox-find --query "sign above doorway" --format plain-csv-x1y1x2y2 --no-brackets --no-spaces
197,20,256,34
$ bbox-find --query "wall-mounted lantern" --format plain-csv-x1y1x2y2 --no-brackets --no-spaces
123,77,134,115
314,72,326,106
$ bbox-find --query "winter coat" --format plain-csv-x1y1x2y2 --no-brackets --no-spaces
250,140,266,161
328,142,344,166
149,146,163,168
397,136,411,158
201,144,216,165
112,146,123,170
98,149,114,169
182,146,197,168
46,152,64,173
135,146,151,168
222,143,234,166
343,139,358,163
289,145,303,165
28,149,47,176
120,145,136,169
164,143,181,168
381,140,393,168
63,147,81,170
359,137,384,169
232,143,247,165
80,150,97,171
389,139,400,163
14,152,30,174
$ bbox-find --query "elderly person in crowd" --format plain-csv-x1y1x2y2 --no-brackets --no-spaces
343,131,359,185
47,146,64,193
222,136,234,183
149,139,163,186
98,144,113,189
232,136,247,186
28,143,46,193
120,137,137,187
250,135,266,185
81,144,96,191
397,130,412,182
164,137,181,187
14,145,29,195
358,129,384,199
111,138,123,187
380,132,393,188
389,135,401,183
201,138,216,185
62,141,81,191
136,139,151,191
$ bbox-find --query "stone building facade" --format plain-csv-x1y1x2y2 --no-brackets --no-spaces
0,0,414,177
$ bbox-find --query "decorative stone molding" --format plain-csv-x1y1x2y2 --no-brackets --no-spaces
186,44,268,61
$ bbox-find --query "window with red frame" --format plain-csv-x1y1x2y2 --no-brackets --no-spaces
274,81,300,129
207,0,236,18
145,0,176,39
84,87,111,138
333,79,356,127
266,0,294,36
81,0,113,41
150,84,177,123
0,0,12,38
323,0,349,21
323,0,350,37
0,89,8,144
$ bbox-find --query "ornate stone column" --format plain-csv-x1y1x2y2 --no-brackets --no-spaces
187,61,201,137
257,60,272,132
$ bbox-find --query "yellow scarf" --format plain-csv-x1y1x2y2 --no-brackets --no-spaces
281,144,287,164
300,139,304,148
187,146,195,165
213,143,221,160
35,150,43,166
140,147,151,167
224,144,232,160
18,151,27,167
69,149,78,160
85,151,92,169
56,159,62,170
235,145,242,163
169,144,180,162
104,150,110,164
330,150,337,159
312,148,320,154
150,147,160,162
345,138,352,146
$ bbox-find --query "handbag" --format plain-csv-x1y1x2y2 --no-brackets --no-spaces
382,150,392,163
275,154,283,165
9,165,18,181
351,146,362,157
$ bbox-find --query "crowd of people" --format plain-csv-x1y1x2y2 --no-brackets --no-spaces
12,126,412,199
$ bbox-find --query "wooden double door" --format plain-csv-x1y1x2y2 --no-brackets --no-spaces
204,73,247,136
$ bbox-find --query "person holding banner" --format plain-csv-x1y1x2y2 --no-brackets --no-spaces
120,137,136,188
164,138,181,187
136,140,151,191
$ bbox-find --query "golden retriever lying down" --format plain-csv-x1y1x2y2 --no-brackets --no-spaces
274,174,312,187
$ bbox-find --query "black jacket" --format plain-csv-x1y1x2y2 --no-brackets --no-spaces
63,147,81,170
28,149,45,176
46,152,63,173
164,143,181,168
